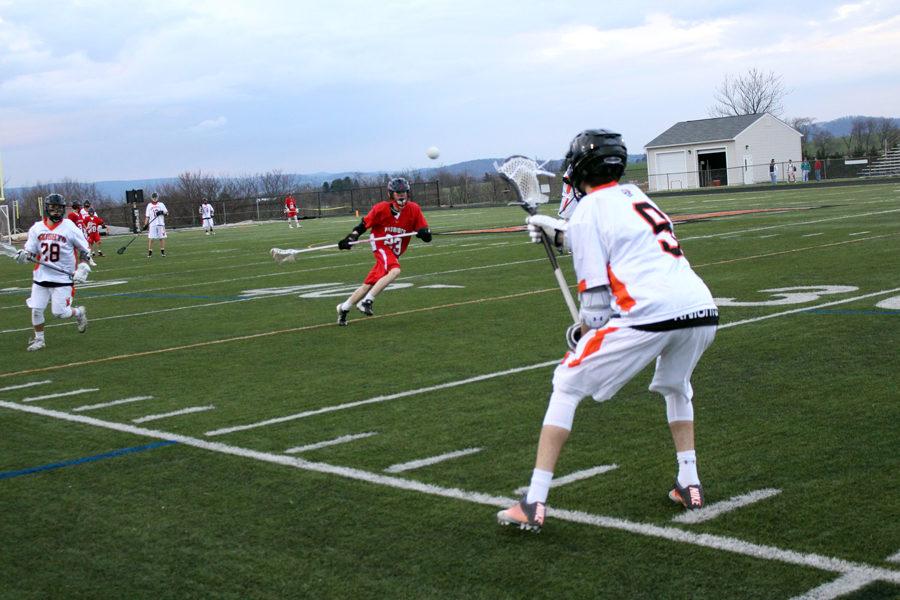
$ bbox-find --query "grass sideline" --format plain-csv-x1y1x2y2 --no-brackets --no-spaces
0,183,898,599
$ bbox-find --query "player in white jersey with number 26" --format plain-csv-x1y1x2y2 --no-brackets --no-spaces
498,130,719,532
15,193,91,351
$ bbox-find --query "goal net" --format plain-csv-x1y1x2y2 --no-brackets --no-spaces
0,204,10,244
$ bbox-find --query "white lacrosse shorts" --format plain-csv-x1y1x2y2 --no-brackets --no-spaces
148,224,167,239
552,325,716,402
27,284,73,316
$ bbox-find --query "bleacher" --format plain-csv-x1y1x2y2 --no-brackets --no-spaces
858,144,900,177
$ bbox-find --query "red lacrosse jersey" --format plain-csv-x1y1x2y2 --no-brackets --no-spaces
363,200,428,257
67,211,85,233
284,195,298,217
84,215,104,237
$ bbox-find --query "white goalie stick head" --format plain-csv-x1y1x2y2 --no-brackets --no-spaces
270,248,297,264
0,241,18,259
494,155,555,215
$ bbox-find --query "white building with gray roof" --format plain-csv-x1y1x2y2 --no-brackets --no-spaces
645,113,802,191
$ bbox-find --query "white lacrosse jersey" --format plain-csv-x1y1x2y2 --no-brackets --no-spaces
568,182,716,326
24,218,90,285
146,201,168,226
79,208,90,220
200,203,214,219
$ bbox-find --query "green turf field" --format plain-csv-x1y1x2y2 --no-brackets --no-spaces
1,183,898,599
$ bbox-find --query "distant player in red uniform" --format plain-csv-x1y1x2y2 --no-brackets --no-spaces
284,194,301,229
334,177,431,325
84,207,105,256
67,200,85,233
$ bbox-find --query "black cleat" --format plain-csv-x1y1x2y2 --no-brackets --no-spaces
356,299,374,316
669,479,704,510
336,304,349,326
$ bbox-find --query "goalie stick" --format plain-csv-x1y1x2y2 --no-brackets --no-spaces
0,240,91,281
270,232,419,264
495,155,580,322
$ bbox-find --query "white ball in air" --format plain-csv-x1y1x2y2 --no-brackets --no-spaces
426,146,440,160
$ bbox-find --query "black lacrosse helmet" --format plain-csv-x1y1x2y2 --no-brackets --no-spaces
44,193,67,223
387,177,411,206
71,199,82,210
567,129,628,191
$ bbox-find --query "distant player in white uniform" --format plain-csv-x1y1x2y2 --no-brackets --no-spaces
199,199,215,235
145,192,169,257
498,130,718,531
557,163,581,221
14,194,90,351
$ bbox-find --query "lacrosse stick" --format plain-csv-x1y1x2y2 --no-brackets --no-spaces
495,155,579,322
270,232,418,264
0,241,91,281
117,211,164,254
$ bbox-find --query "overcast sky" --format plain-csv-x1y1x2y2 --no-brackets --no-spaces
1,0,899,186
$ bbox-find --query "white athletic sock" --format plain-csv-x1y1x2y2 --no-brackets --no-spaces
676,450,700,487
34,331,45,341
526,468,553,504
340,300,353,311
363,293,375,303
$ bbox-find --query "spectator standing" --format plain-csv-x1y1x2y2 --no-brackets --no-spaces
801,158,811,182
769,159,778,185
814,159,823,181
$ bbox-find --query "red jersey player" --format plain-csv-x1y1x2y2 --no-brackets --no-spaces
84,207,105,256
334,177,431,325
284,194,301,229
67,200,85,233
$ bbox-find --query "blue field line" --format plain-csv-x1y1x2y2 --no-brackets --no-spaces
804,308,900,316
0,440,178,481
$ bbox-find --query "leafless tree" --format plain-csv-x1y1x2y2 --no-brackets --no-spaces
709,68,788,117
257,170,297,200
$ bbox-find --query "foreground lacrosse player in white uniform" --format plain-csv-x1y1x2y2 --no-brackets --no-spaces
15,194,90,351
145,192,169,257
199,199,215,235
498,130,719,531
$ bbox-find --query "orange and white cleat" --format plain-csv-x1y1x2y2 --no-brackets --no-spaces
497,496,546,532
669,479,704,510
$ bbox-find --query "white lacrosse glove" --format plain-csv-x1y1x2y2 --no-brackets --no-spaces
526,215,567,249
73,263,91,284
14,250,33,265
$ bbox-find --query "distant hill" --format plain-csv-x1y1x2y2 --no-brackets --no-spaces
12,154,648,201
813,116,899,138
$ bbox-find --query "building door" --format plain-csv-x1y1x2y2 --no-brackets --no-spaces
743,153,754,185
697,150,728,187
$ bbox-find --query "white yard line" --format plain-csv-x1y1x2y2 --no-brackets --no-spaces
802,232,824,237
22,388,99,403
788,570,880,600
0,380,52,393
0,256,552,334
848,231,870,236
680,208,900,241
758,234,778,238
672,488,781,524
515,465,619,495
72,396,154,412
285,432,378,454
888,550,900,563
205,360,558,436
1,400,898,588
206,287,900,436
132,405,215,423
384,448,482,473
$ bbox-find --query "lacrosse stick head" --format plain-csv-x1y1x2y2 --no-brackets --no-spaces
494,155,555,214
270,248,297,264
0,241,19,259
